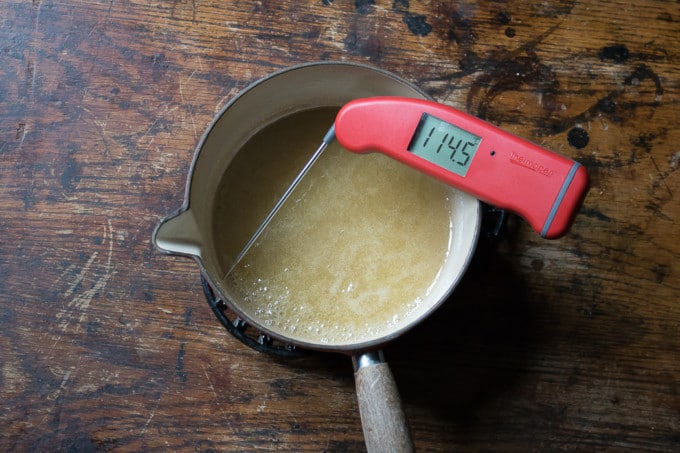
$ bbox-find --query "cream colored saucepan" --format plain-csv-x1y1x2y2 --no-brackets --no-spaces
153,62,481,452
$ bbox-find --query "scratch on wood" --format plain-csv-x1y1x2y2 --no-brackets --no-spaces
29,0,44,101
2,359,28,394
94,119,110,154
179,68,197,103
141,393,161,435
56,221,116,335
648,154,674,198
201,365,233,426
670,152,680,169
189,111,197,139
47,366,76,401
63,252,98,298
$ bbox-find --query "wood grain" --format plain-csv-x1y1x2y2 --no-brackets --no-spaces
1,0,678,451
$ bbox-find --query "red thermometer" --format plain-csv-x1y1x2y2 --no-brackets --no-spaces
228,97,589,274
335,97,589,239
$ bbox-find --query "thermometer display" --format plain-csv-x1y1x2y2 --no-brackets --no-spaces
407,113,481,177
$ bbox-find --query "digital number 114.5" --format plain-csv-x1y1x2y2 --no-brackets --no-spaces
421,127,475,167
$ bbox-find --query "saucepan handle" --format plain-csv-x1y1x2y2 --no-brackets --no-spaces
353,351,415,453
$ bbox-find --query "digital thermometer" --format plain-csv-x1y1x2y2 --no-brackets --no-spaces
335,97,589,239
228,97,589,274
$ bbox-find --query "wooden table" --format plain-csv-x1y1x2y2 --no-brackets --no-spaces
1,1,678,451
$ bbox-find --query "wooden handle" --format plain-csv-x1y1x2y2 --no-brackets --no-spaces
354,359,415,453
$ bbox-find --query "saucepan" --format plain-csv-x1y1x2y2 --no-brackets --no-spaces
153,62,481,451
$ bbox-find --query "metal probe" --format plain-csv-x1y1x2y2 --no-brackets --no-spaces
225,125,337,277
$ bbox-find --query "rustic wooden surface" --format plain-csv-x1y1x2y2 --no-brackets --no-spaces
1,0,678,451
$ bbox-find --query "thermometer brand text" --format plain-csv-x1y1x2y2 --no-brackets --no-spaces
509,151,555,177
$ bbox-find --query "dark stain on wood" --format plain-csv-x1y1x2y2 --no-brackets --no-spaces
464,47,666,139
402,14,432,37
496,11,512,25
579,207,613,223
655,12,673,22
15,123,25,140
432,3,477,46
631,130,666,154
466,50,559,125
176,342,188,383
60,156,81,192
354,0,374,15
344,22,383,61
392,0,409,13
599,44,631,63
596,96,617,114
567,127,590,149
390,0,432,37
652,264,670,284
625,64,664,97
456,49,479,74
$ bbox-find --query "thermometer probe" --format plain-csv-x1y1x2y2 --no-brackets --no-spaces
229,97,589,274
